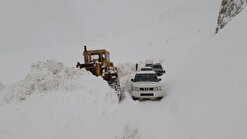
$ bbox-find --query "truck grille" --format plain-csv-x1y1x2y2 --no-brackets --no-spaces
140,93,154,96
140,87,154,91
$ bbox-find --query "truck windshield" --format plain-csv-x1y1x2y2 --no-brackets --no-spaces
152,64,162,69
91,54,99,61
134,73,158,82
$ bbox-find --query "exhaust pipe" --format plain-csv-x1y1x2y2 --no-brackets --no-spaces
84,45,87,51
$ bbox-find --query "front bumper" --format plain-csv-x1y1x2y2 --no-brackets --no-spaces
130,90,164,99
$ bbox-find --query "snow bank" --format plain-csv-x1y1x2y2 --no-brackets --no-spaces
0,60,125,139
3,60,117,103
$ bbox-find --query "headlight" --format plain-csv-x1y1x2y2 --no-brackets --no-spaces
132,86,139,91
154,86,162,91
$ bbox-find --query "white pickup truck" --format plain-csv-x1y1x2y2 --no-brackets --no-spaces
129,70,164,100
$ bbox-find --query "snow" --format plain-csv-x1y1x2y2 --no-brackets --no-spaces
0,81,3,90
3,60,115,102
0,60,119,138
0,0,219,85
0,60,180,139
1,0,247,139
164,8,247,139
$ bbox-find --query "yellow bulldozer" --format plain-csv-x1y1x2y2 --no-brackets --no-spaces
76,46,120,90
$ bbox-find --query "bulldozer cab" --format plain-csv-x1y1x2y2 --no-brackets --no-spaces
83,46,110,64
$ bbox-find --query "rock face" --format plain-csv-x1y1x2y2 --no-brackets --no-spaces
216,0,246,33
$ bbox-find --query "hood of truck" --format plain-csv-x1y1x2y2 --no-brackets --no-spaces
132,81,161,88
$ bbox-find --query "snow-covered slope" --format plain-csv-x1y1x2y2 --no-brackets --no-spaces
165,8,247,139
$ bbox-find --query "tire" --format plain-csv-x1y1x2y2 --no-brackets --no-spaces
156,97,163,101
132,96,139,101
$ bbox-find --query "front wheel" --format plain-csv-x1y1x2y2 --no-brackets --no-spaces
132,96,139,101
156,97,163,101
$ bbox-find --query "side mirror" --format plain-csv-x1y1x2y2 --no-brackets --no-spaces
158,78,162,82
131,79,134,82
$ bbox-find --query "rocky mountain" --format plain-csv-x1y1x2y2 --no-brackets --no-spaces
216,0,247,33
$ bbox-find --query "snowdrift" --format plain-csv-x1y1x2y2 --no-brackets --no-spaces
3,60,116,102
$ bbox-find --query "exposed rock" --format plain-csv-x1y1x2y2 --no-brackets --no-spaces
216,0,247,33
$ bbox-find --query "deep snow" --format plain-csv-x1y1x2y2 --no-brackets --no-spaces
1,0,247,139
0,60,184,139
